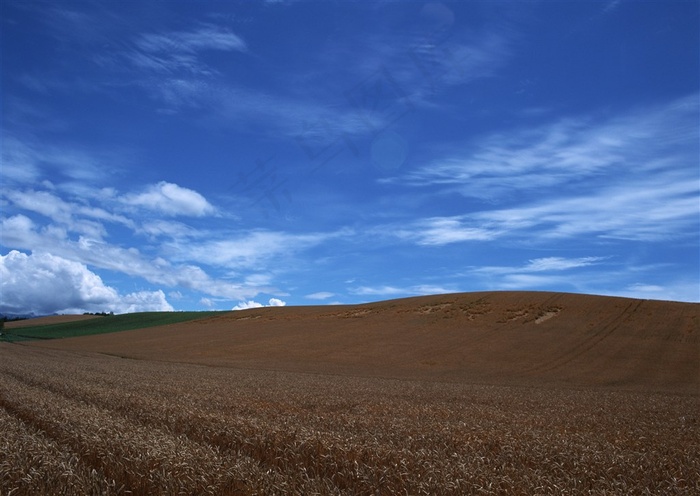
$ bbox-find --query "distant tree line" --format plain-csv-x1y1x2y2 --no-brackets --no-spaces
1,316,29,331
1,316,29,323
83,311,115,316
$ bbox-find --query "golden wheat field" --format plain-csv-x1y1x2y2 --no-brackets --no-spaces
2,292,699,495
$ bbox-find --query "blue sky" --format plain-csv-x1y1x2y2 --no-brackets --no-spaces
1,0,698,315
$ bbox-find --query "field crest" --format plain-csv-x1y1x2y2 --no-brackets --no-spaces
33,291,700,393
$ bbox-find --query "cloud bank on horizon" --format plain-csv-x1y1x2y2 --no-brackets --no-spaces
1,0,698,315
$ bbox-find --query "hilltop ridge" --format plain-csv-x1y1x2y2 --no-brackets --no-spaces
33,291,699,393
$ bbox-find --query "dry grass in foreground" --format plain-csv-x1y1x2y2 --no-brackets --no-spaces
1,344,698,495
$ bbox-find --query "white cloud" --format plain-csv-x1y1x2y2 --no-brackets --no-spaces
514,257,605,273
125,25,246,79
459,257,700,302
475,171,698,241
232,300,264,310
0,215,262,301
4,189,134,237
388,163,697,246
121,181,215,217
392,94,698,199
1,134,120,185
137,26,247,55
351,284,454,297
232,297,286,310
351,285,405,296
387,216,499,246
496,273,571,290
614,282,700,303
1,214,36,238
118,290,173,314
467,257,607,289
0,136,41,184
0,250,173,315
603,0,623,14
408,31,510,89
179,230,335,269
140,220,196,239
306,291,335,300
411,217,497,245
411,284,456,295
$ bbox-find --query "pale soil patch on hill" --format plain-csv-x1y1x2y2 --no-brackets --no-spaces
535,309,561,323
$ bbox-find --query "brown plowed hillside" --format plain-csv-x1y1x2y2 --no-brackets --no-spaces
34,291,700,393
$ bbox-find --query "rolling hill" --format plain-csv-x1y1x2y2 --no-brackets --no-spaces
33,291,699,393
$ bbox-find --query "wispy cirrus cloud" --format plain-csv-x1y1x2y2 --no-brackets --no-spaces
389,169,697,246
0,214,265,301
1,172,293,303
137,25,247,55
305,291,335,300
0,127,339,305
461,256,699,303
381,95,698,245
351,284,456,297
390,216,499,246
518,257,605,272
128,25,246,76
1,134,122,185
614,282,699,303
474,257,606,275
476,170,698,241
174,229,345,270
391,94,698,198
461,256,609,294
323,6,511,106
405,30,510,92
4,189,135,238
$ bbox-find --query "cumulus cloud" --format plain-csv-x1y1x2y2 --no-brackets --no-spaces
122,181,215,217
232,300,264,310
0,250,173,315
232,297,286,310
118,290,173,314
0,214,263,302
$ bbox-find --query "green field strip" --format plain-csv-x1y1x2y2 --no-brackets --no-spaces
0,311,228,342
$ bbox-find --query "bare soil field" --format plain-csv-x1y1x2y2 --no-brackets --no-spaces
36,291,699,393
2,291,699,494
